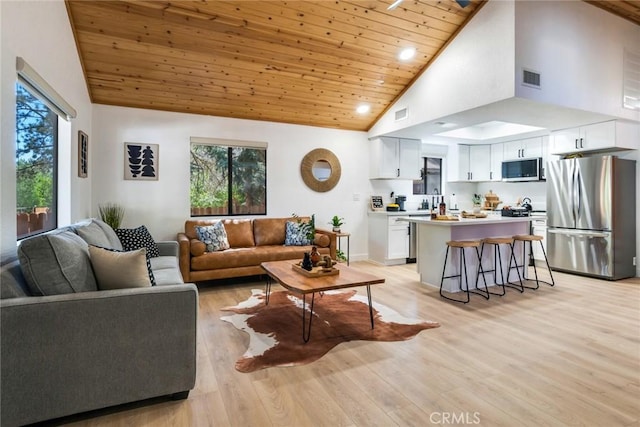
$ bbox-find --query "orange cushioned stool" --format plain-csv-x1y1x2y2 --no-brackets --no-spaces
439,240,489,304
476,237,524,295
512,234,555,290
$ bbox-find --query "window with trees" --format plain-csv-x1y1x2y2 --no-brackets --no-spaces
16,83,58,239
190,140,267,216
413,157,443,196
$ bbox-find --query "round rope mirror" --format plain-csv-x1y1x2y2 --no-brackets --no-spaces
300,148,341,192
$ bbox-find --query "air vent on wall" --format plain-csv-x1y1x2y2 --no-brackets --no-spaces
522,68,541,88
395,108,408,121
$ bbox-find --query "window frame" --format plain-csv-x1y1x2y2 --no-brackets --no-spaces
15,82,60,240
189,139,267,217
413,156,444,197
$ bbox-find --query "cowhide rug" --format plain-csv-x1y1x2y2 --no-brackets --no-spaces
221,289,440,373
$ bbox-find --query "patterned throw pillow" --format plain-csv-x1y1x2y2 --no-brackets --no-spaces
195,221,230,252
284,221,312,246
88,245,156,288
115,225,160,258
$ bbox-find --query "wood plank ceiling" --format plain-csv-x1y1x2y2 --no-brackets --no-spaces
65,0,640,131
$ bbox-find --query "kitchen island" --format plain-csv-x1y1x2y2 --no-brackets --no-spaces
400,216,533,293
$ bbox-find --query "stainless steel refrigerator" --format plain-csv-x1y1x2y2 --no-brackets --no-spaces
546,156,636,280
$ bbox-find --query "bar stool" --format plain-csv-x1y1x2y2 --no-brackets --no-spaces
476,237,524,295
439,240,489,304
512,234,555,289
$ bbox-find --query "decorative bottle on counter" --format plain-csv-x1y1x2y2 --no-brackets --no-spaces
439,196,446,215
431,196,437,219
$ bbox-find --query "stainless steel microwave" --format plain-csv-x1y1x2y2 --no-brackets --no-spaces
502,158,544,182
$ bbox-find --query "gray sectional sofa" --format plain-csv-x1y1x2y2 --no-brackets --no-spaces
0,219,198,427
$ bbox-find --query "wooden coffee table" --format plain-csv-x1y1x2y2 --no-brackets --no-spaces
261,260,385,342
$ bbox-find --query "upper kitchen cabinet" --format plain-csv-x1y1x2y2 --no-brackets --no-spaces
550,121,639,155
503,137,543,160
469,145,491,181
448,144,491,182
370,137,421,180
490,143,504,181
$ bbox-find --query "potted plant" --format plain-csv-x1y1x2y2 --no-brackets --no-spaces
98,203,125,229
292,213,315,242
336,249,347,263
472,194,482,214
328,215,344,232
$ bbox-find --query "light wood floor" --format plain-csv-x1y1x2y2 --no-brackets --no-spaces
64,262,639,427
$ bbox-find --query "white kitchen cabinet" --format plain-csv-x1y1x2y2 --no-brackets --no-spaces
367,214,408,265
550,120,639,155
398,138,421,179
449,144,470,181
531,217,547,262
503,137,543,160
541,135,555,180
388,216,410,260
490,143,504,181
448,144,491,182
370,137,421,179
469,145,491,181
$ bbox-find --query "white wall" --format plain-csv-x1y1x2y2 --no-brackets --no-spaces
1,0,92,263
369,0,516,137
515,1,640,122
91,105,372,260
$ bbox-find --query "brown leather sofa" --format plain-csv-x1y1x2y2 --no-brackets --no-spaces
178,217,336,282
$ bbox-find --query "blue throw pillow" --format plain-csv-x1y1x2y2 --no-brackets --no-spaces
195,221,230,252
115,225,159,258
284,221,312,246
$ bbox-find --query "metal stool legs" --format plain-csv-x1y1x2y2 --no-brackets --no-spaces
439,241,489,304
513,235,555,290
478,238,524,294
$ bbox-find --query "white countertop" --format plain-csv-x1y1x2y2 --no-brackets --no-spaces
397,215,533,226
368,209,439,216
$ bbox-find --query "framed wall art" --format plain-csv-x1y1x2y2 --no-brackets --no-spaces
78,131,88,178
124,142,159,181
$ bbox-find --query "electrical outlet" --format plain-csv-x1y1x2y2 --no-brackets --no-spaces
633,257,637,266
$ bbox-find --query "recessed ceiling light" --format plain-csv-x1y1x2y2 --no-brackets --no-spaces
356,104,371,114
399,48,416,61
434,121,457,128
387,0,404,10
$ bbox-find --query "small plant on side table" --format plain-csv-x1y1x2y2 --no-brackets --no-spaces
336,249,347,263
328,215,345,233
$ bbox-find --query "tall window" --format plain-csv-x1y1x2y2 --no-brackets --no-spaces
413,157,443,196
16,83,58,239
190,141,267,216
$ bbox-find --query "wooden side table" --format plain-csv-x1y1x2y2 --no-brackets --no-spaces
335,232,351,265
